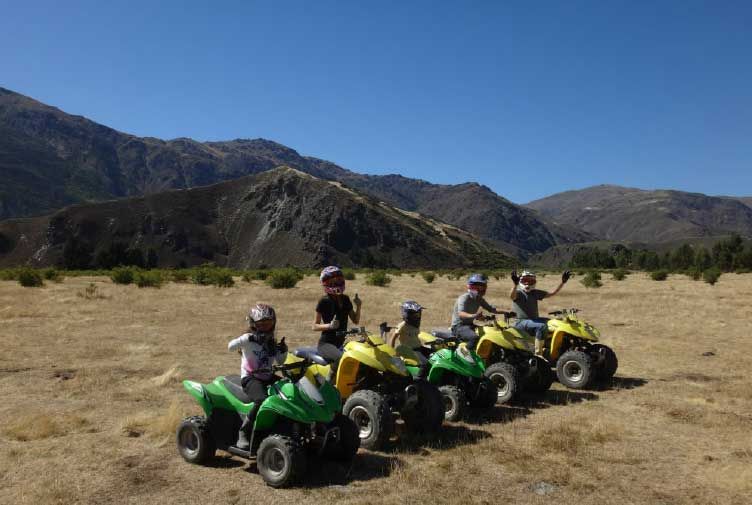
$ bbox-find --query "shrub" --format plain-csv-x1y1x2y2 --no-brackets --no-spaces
135,270,164,288
42,268,64,283
78,282,104,299
421,272,436,284
580,271,602,289
650,270,669,281
242,270,269,282
703,267,721,286
611,269,628,281
687,268,702,281
343,270,356,280
0,269,19,281
18,268,44,287
265,269,301,289
190,266,214,285
111,267,135,285
171,270,189,283
213,270,235,288
365,271,391,287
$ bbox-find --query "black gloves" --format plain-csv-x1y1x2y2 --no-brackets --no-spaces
511,270,520,285
562,270,572,283
276,337,288,354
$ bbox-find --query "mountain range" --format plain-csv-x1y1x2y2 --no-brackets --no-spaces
0,86,750,269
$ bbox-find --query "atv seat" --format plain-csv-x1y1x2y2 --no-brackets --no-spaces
292,347,329,366
222,375,253,403
431,329,454,340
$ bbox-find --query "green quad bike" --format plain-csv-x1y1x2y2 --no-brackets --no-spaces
474,312,554,403
383,324,498,422
536,308,618,389
177,355,360,488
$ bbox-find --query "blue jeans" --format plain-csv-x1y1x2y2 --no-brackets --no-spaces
515,318,549,341
452,324,480,351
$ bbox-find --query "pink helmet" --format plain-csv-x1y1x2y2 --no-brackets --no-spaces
320,266,345,295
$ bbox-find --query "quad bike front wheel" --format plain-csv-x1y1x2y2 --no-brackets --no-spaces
438,385,466,422
323,414,361,462
484,362,520,404
257,435,307,488
343,390,392,450
176,416,215,465
556,350,594,389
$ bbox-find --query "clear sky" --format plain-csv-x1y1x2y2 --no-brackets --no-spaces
2,0,751,202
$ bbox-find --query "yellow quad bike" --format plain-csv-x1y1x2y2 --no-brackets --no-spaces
473,312,554,403
286,327,444,451
538,308,618,389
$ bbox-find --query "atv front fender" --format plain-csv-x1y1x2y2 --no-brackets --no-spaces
182,380,213,415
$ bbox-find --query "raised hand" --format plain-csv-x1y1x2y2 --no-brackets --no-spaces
353,292,362,308
277,337,288,354
511,270,520,285
562,270,572,283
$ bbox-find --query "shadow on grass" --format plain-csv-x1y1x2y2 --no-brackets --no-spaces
517,389,599,408
389,423,492,453
206,454,246,469
244,451,403,487
608,376,648,390
463,404,533,425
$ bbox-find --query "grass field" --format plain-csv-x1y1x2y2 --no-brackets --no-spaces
1,273,751,504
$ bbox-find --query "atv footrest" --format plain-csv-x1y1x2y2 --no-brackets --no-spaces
227,446,252,459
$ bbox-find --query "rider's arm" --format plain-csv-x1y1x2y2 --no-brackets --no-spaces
388,328,400,348
312,312,332,332
509,286,518,300
228,334,249,352
349,297,361,325
543,285,560,298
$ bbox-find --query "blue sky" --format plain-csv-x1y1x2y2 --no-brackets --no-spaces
1,0,751,202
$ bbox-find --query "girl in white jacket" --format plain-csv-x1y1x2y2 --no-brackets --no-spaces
228,303,288,450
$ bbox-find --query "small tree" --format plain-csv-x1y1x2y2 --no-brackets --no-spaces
111,267,135,285
265,269,301,289
650,270,669,281
18,268,44,287
135,270,164,288
580,271,602,288
366,271,392,287
703,267,721,286
421,271,436,284
611,269,628,281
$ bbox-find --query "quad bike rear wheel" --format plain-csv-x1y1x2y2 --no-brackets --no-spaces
343,390,392,450
438,385,466,422
176,416,215,465
556,350,594,389
257,435,307,488
484,362,520,404
323,414,361,462
469,378,499,408
591,344,618,383
525,356,554,393
402,380,445,434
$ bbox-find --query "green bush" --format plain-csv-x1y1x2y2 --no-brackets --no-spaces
42,268,64,283
687,268,702,281
110,267,135,285
365,271,391,287
190,266,214,285
213,270,235,288
171,270,189,283
265,269,301,289
703,267,721,286
580,271,602,289
611,269,628,281
0,268,19,281
650,270,669,281
242,270,269,282
343,270,356,280
421,272,436,284
135,270,164,288
18,268,44,287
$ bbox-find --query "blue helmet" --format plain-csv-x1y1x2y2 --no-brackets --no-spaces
401,300,424,327
467,273,488,285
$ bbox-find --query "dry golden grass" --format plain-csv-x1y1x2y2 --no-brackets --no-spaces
1,272,751,504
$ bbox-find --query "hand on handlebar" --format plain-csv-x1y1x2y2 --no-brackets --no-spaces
327,317,340,330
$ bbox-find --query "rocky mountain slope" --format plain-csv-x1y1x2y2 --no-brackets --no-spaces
0,86,580,255
0,167,513,269
526,185,752,243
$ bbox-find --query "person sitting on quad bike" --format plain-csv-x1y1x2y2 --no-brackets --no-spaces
388,301,431,378
312,266,362,373
227,302,288,450
510,269,571,356
451,273,507,351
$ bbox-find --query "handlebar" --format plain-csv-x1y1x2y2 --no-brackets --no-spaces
548,308,580,317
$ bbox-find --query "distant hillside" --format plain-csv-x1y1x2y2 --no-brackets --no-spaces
0,167,513,269
526,185,752,243
0,86,578,256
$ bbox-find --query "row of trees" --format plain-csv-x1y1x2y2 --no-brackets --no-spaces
569,235,752,272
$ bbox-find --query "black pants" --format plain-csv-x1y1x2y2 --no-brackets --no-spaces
452,324,480,351
240,375,275,431
317,343,344,377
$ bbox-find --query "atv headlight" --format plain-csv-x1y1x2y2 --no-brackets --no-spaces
457,345,476,365
390,357,407,374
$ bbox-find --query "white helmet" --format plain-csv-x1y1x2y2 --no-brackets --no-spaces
519,270,537,293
